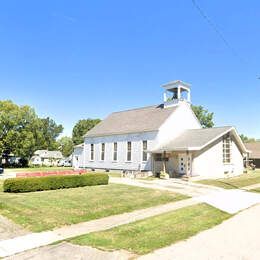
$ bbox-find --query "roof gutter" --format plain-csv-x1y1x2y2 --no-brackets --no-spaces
84,129,159,138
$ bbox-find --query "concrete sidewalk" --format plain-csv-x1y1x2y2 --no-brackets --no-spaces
0,198,197,258
0,215,28,241
195,189,260,214
139,203,260,260
242,182,260,191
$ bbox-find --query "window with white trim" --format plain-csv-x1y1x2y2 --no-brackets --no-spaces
223,135,231,163
127,142,132,161
90,144,94,161
142,140,148,161
113,142,117,161
101,143,105,161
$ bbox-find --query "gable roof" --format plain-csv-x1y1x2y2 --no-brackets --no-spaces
74,143,84,150
245,142,260,158
42,151,63,159
34,150,47,156
85,105,179,137
152,126,246,153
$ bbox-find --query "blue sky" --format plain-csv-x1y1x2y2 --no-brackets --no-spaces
0,0,260,138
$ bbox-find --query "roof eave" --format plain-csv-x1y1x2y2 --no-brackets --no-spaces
149,147,201,153
84,129,159,138
198,127,247,154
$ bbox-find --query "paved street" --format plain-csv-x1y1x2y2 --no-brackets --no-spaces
6,242,135,260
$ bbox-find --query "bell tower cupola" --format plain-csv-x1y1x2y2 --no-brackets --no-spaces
162,80,191,107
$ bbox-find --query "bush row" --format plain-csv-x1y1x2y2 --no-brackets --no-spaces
3,173,109,193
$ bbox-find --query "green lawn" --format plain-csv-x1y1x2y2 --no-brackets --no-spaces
197,170,260,189
108,172,122,178
0,180,3,192
69,203,231,255
0,182,187,232
250,188,260,193
4,167,73,173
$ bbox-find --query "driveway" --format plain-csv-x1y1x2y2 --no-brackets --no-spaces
139,203,260,260
110,177,223,197
196,189,260,214
0,215,28,241
110,177,260,214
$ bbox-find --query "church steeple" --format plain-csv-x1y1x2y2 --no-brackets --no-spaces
162,80,191,107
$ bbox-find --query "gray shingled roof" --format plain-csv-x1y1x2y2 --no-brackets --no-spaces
42,151,63,159
153,126,233,152
34,150,63,159
74,143,84,149
245,142,260,158
85,105,179,137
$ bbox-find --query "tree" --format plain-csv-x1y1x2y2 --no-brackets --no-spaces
0,100,63,162
191,105,214,128
0,101,38,159
239,134,256,143
57,136,74,157
37,117,64,150
72,119,101,145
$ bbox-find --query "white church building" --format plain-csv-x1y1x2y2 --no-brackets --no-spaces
73,80,247,179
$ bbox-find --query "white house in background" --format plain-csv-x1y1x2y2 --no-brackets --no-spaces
72,143,84,169
77,80,247,179
30,150,63,166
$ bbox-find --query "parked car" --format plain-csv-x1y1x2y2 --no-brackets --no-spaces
64,160,72,167
57,159,65,167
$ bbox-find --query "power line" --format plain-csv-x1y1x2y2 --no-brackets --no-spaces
191,0,246,64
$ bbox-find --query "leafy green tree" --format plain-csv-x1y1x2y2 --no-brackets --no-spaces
0,100,63,162
72,119,101,145
240,134,256,143
38,117,63,150
0,101,37,158
57,136,74,157
191,105,214,128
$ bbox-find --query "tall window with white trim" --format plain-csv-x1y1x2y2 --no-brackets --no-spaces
142,140,148,161
90,144,94,161
113,142,117,161
127,142,132,161
101,143,105,161
223,135,231,163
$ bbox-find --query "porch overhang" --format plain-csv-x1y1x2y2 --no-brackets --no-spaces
149,147,199,153
150,126,248,155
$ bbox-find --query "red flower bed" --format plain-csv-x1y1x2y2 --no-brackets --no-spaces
16,169,87,178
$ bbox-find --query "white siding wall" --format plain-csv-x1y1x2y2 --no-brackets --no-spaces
231,139,244,176
192,137,244,179
84,132,157,171
72,147,84,168
156,102,201,148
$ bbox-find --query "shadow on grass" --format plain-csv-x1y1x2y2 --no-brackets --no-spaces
215,181,241,189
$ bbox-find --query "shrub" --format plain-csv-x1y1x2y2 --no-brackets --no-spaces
3,173,109,193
